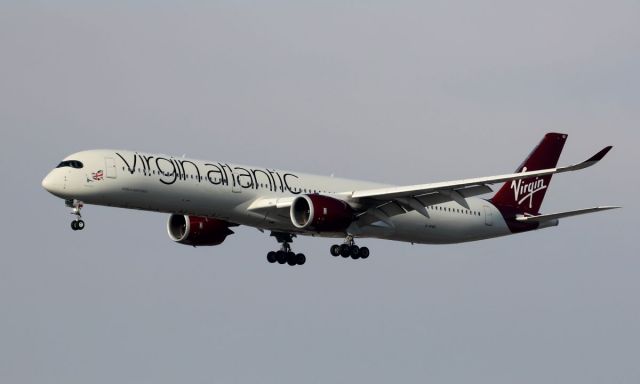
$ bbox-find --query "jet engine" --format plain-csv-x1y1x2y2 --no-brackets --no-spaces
290,194,354,232
167,214,235,246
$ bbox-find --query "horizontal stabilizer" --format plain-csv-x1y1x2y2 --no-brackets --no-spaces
515,206,620,223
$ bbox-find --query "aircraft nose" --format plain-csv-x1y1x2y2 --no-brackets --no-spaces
42,173,51,190
42,171,63,195
42,172,54,191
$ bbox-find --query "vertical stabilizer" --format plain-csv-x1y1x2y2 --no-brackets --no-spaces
491,133,567,214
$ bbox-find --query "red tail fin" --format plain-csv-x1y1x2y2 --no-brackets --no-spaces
491,133,567,214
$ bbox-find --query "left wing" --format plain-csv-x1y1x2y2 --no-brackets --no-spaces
351,146,612,226
352,146,611,200
247,146,612,228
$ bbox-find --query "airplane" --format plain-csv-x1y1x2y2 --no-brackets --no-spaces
42,133,619,266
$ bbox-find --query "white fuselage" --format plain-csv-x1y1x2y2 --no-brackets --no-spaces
42,150,549,244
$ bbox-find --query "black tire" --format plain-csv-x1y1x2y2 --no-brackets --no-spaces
267,251,277,263
359,247,370,259
340,244,350,258
296,253,306,265
287,252,297,266
349,245,360,257
330,244,341,257
276,251,287,264
71,221,78,231
77,220,85,230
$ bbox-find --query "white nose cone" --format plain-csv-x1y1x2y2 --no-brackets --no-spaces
42,172,63,196
41,173,52,190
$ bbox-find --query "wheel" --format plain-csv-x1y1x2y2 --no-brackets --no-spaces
71,221,78,230
340,244,350,258
77,220,85,230
267,251,277,263
330,244,341,257
287,252,297,266
349,245,360,257
359,247,370,259
276,251,287,264
296,253,306,265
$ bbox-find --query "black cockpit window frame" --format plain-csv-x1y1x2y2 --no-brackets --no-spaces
56,160,84,169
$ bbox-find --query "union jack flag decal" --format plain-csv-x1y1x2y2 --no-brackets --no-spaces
92,170,104,181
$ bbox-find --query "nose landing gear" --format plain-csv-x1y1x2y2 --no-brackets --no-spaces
330,235,370,260
70,220,85,231
66,199,85,231
267,232,306,266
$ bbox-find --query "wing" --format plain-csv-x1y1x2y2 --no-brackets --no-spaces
246,146,612,228
352,146,612,226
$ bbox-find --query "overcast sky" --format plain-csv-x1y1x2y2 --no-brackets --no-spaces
1,1,639,383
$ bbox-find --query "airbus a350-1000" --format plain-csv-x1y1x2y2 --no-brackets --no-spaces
42,133,619,266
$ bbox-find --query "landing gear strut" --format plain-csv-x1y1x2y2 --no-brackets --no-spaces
330,235,369,260
66,199,85,231
267,232,306,266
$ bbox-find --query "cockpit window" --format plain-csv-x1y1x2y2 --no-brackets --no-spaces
56,160,84,169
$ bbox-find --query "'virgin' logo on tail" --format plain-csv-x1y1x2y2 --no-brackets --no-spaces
510,167,547,209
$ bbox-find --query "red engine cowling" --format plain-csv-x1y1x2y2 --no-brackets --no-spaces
167,214,235,246
290,194,354,232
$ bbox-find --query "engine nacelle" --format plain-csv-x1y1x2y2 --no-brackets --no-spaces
290,194,354,232
167,214,235,246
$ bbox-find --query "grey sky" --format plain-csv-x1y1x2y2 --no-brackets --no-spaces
1,1,638,383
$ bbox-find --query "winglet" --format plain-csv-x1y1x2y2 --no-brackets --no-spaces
570,146,613,171
586,146,613,163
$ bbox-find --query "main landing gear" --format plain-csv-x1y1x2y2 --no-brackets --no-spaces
66,199,85,231
267,232,306,266
330,235,370,260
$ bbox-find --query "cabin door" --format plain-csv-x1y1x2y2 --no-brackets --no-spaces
105,157,117,179
483,206,493,226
